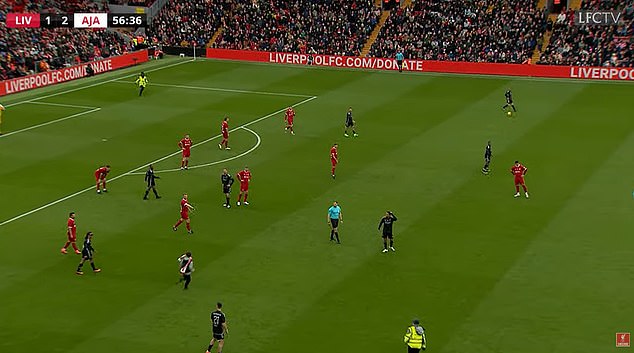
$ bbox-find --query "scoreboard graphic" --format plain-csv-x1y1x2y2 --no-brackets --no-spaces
5,13,147,29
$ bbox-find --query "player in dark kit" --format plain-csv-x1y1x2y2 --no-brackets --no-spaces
143,164,161,200
502,89,517,112
482,141,492,175
177,252,194,289
378,211,397,253
76,232,101,275
206,302,228,353
220,168,234,208
344,107,358,137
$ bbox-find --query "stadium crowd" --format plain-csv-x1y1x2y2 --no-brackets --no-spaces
148,0,230,48
214,0,379,56
539,0,634,67
369,0,547,63
0,0,131,80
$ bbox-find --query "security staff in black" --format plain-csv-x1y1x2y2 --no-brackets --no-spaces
76,232,101,275
378,211,397,252
221,168,234,208
177,252,194,289
206,302,228,353
404,318,426,352
482,141,492,175
502,89,516,112
143,164,161,200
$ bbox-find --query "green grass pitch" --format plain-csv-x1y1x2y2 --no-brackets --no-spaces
0,57,633,353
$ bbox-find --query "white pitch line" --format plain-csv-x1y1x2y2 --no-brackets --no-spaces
112,81,315,98
0,107,101,138
0,96,317,226
128,126,261,175
26,101,99,110
3,59,194,108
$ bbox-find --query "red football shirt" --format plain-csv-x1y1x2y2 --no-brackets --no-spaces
180,198,189,213
330,147,338,161
222,121,229,134
237,169,252,184
179,138,192,151
95,167,109,178
285,108,295,121
67,217,76,237
511,164,527,176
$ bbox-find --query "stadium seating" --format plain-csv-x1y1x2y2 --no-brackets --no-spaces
213,0,379,56
0,0,131,80
368,0,547,63
539,0,634,67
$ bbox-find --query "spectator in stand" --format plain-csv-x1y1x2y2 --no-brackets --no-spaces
369,0,546,64
539,0,633,67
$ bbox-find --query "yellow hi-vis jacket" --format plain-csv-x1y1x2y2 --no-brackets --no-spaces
136,76,148,87
404,325,425,349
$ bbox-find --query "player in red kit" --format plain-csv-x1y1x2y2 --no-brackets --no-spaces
94,165,110,194
219,116,230,150
173,194,195,234
330,143,338,179
236,166,252,206
284,107,295,135
61,212,81,254
179,134,193,170
511,160,529,198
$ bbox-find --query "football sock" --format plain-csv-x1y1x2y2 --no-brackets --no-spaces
63,241,70,249
238,194,242,202
90,262,96,270
77,263,83,271
71,242,78,251
331,167,335,175
244,194,248,202
522,185,528,192
383,240,388,249
225,197,230,205
330,230,334,241
174,220,183,228
186,223,191,231
144,190,149,199
512,105,517,112
208,344,213,351
389,239,394,247
185,160,189,167
515,185,520,193
335,232,340,243
181,160,184,168
153,189,159,197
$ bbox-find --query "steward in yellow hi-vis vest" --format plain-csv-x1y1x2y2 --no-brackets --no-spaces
404,318,426,352
135,72,148,96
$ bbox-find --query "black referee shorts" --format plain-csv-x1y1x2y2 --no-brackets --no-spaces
330,218,339,228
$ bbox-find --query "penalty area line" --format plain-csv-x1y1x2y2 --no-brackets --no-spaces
127,126,262,175
0,95,317,226
0,107,101,139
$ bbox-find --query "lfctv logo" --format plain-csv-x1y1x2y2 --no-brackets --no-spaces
616,332,631,348
574,10,621,25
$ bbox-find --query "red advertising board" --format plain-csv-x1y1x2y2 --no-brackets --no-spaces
0,50,149,96
206,48,634,81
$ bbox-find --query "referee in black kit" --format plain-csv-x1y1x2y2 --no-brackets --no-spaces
143,164,161,200
378,211,397,253
221,168,234,208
